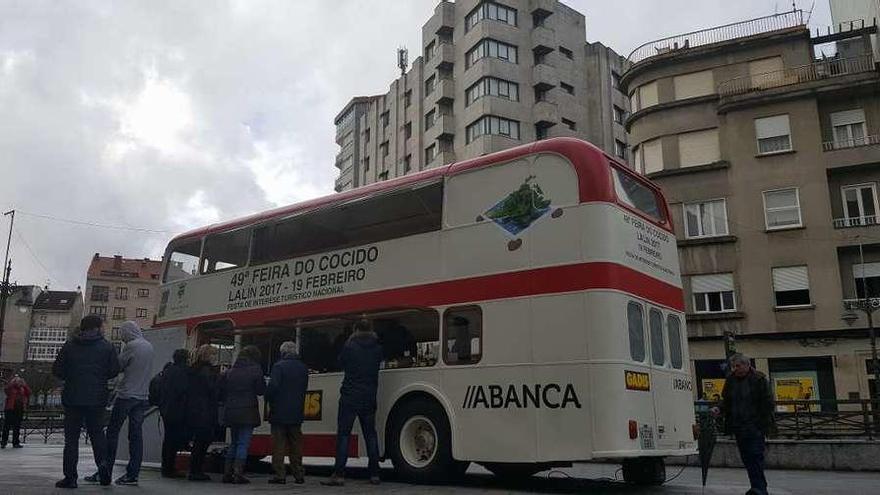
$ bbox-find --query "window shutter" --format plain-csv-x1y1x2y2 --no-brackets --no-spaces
749,56,784,87
831,109,866,127
772,266,809,291
630,91,639,112
639,81,659,108
642,139,663,174
755,115,790,139
673,70,714,100
853,262,880,278
678,128,720,167
691,274,734,293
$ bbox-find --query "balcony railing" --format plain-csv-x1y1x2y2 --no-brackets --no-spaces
718,54,876,97
627,10,804,65
823,135,880,151
833,215,878,228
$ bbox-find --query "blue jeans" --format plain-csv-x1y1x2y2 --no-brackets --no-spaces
333,400,379,476
105,398,148,479
226,426,254,461
734,425,768,495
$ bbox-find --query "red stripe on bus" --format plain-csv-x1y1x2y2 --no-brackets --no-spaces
248,433,357,458
161,262,684,330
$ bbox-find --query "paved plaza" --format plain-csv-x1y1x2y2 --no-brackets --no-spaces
1,444,879,494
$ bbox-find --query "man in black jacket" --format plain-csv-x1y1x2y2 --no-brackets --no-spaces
52,315,121,489
159,349,191,478
266,341,309,484
720,353,774,495
322,320,383,486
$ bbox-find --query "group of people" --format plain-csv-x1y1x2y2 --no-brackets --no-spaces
49,314,385,489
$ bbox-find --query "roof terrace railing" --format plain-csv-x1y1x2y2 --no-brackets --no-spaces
717,53,875,98
627,10,805,65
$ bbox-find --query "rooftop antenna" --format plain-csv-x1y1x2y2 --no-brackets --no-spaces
397,47,409,76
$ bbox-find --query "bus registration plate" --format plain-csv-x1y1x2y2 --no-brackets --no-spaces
639,425,655,449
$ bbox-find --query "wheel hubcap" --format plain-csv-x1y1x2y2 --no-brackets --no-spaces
399,416,438,468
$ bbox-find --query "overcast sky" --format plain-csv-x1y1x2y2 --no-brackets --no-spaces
0,0,832,291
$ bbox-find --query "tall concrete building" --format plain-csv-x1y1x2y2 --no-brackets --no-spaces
25,290,83,362
334,0,630,192
85,254,162,350
0,285,42,364
621,10,880,403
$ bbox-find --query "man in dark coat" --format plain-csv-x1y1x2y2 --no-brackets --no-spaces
720,353,775,495
322,320,383,486
186,344,220,481
266,341,309,484
159,349,190,478
218,345,266,484
52,315,121,489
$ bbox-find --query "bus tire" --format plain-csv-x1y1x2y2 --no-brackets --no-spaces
388,397,457,483
482,462,544,481
621,457,666,485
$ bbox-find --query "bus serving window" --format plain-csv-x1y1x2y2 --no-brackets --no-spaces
667,315,683,369
300,322,348,374
251,181,442,265
627,302,646,362
649,308,665,366
612,168,664,222
374,310,439,369
201,229,251,274
164,239,201,283
443,306,482,366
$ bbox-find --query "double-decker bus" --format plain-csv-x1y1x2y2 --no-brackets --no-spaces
152,137,695,485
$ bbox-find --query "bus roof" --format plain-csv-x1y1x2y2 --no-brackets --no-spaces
169,138,668,244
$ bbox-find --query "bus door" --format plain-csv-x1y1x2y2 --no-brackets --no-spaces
647,308,688,450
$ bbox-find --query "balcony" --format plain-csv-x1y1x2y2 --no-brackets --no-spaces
435,77,455,105
424,0,455,37
823,135,880,152
434,42,454,71
532,63,557,90
718,55,876,100
530,0,555,17
833,216,878,229
627,10,804,65
534,100,558,127
426,113,455,141
531,26,556,55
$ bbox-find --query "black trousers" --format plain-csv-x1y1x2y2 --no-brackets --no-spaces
161,421,189,474
2,408,24,446
63,406,108,481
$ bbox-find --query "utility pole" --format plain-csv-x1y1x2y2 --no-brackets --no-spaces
0,209,15,360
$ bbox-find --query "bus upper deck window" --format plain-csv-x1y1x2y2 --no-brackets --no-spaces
649,308,665,366
626,302,645,362
667,315,683,369
612,168,664,222
443,306,482,366
201,228,251,274
164,239,201,283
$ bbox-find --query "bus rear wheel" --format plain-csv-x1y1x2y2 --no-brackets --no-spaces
621,457,666,485
388,397,462,483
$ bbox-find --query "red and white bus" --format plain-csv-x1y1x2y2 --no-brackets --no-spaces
152,137,695,484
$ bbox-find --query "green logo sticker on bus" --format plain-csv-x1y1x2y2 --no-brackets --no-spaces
484,175,552,236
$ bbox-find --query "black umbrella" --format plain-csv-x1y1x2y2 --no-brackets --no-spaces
698,412,718,486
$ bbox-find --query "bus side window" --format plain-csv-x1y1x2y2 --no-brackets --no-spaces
374,310,440,369
649,308,665,366
667,315,683,370
201,228,251,274
611,167,665,223
626,302,645,362
164,238,202,282
443,306,482,365
300,323,349,374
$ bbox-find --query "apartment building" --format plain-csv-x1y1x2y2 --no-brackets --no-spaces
621,10,880,404
334,0,630,192
25,290,83,362
85,254,162,349
0,285,42,364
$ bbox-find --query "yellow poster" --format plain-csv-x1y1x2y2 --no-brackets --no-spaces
701,379,726,402
774,377,815,412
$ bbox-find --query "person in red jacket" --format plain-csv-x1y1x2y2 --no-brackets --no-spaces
2,375,31,448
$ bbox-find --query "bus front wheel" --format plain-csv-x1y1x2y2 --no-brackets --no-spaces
621,457,666,485
388,397,464,482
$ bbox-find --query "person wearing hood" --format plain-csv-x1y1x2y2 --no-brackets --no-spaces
52,315,121,489
218,345,266,484
322,320,383,486
266,340,309,485
2,375,31,449
159,349,191,478
85,320,154,486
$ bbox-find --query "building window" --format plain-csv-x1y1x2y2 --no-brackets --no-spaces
136,308,147,318
535,124,548,140
424,40,435,62
559,46,573,59
116,287,128,300
831,109,867,149
755,114,792,154
853,262,880,299
637,81,659,109
91,285,109,302
137,288,149,298
763,188,802,230
560,82,574,95
642,138,663,174
561,118,576,131
465,77,519,106
404,122,412,139
673,69,714,100
380,111,390,128
534,50,548,65
691,274,736,313
363,156,370,172
614,140,627,160
684,199,728,239
465,1,517,31
772,266,811,307
90,306,107,317
631,145,642,173
534,86,549,102
404,90,412,108
466,38,518,68
404,154,412,173
425,109,436,130
364,128,371,143
425,74,435,95
425,144,436,163
613,105,626,124
112,307,126,321
611,70,621,90
842,183,878,226
678,128,720,168
443,306,483,365
111,327,121,340
627,301,645,362
466,115,521,143
380,141,389,157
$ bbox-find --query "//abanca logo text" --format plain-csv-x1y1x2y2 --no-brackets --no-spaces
462,384,582,409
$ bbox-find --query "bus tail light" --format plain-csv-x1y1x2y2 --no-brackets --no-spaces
692,423,700,440
628,420,638,439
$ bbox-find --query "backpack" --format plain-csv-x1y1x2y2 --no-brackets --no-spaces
148,367,167,407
